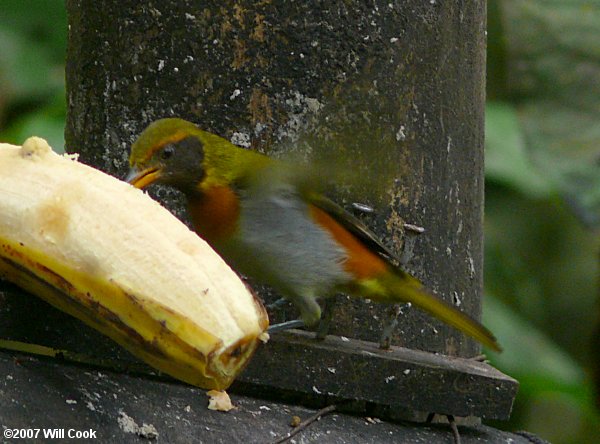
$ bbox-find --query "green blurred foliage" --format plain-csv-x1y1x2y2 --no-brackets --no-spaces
1,1,599,442
485,0,600,442
0,0,67,152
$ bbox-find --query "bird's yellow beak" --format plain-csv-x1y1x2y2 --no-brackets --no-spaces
126,166,162,189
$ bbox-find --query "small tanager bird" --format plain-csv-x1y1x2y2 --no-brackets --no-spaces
127,118,501,352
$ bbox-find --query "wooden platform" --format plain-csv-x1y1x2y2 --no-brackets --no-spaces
0,350,534,443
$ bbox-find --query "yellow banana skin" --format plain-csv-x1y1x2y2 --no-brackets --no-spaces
0,138,268,390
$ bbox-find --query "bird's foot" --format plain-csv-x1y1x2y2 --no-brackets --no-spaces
266,298,289,311
315,298,335,340
267,319,306,333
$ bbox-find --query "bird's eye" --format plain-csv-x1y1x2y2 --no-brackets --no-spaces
161,145,175,160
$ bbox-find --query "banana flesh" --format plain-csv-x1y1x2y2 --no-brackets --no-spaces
0,137,268,390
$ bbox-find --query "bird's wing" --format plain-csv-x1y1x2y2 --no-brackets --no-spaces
306,192,400,264
240,161,402,266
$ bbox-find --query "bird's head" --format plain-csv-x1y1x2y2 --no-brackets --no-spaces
126,118,207,193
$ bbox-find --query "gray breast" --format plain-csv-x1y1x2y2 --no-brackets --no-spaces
231,182,351,298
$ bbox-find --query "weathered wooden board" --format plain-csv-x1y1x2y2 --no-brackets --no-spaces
0,349,532,444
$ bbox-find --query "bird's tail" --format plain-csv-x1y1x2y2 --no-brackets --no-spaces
354,270,501,352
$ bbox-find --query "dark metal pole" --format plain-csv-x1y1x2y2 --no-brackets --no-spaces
61,1,516,420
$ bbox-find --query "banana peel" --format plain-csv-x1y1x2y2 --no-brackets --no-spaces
0,137,269,390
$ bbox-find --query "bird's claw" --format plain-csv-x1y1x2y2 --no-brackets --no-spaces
267,319,306,333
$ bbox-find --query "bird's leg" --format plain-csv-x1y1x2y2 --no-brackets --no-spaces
315,297,336,340
266,298,298,333
268,319,306,333
266,297,289,311
268,292,320,334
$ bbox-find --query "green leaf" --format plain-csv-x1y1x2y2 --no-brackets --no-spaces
483,295,600,443
0,94,66,153
519,102,600,227
489,0,600,227
483,294,585,391
485,102,554,197
0,0,66,102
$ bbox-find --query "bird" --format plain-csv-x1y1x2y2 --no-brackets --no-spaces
126,117,501,352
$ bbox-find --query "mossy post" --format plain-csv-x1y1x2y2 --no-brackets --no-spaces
64,1,516,419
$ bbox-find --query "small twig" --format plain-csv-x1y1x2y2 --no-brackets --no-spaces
427,413,462,444
447,415,461,444
514,431,551,444
271,404,337,444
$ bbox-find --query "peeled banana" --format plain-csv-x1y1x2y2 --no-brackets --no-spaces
0,137,268,390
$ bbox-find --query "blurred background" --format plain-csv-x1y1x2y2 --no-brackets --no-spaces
0,1,598,442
